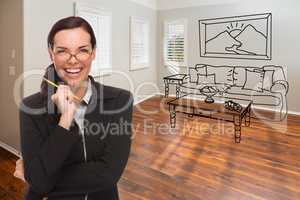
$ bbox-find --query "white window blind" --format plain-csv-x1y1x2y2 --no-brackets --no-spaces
75,4,112,76
164,20,187,67
130,17,150,70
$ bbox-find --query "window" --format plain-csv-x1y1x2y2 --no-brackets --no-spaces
75,3,112,76
130,16,150,70
164,19,187,67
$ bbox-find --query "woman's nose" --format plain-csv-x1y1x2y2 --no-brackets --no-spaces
68,54,79,64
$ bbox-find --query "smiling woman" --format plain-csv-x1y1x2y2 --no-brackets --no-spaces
15,16,133,200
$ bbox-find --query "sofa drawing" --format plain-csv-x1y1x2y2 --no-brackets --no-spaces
164,64,289,121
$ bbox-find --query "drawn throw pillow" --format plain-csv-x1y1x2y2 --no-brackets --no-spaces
197,74,215,85
262,70,274,91
242,69,264,92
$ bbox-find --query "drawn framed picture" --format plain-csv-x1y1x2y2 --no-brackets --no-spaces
199,13,272,60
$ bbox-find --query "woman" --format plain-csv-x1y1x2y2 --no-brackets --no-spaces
14,16,133,200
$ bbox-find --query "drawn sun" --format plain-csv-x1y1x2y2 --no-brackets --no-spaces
227,22,245,37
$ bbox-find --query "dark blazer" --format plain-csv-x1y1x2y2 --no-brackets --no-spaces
19,76,133,200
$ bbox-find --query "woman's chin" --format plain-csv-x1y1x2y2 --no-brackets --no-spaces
58,70,88,88
67,80,80,87
67,78,88,89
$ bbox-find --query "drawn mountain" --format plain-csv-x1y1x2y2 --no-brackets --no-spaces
206,31,241,54
205,24,267,55
234,24,267,55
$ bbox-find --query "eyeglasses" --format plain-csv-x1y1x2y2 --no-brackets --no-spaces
53,47,93,62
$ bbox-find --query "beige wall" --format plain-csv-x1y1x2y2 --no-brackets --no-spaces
0,0,23,152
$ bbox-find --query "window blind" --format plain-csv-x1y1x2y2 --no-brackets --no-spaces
164,20,187,67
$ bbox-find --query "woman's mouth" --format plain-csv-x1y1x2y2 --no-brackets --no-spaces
64,68,83,77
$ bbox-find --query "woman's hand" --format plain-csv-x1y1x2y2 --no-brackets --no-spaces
51,85,78,130
14,158,26,182
14,159,48,199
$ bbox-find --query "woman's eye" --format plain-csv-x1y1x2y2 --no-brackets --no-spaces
80,49,89,53
56,50,66,54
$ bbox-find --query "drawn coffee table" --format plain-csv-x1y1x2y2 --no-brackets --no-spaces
167,96,252,143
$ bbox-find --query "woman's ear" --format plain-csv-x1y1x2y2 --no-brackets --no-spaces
91,48,96,60
48,48,54,61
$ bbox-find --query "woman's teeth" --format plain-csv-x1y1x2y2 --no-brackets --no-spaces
65,68,82,74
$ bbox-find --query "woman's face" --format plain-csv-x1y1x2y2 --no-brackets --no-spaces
49,27,95,87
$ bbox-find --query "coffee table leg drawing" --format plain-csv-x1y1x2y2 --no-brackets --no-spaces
170,105,176,128
176,85,180,98
234,103,252,143
245,106,251,127
233,115,242,143
164,80,169,98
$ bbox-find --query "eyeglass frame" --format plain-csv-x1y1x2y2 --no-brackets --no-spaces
51,46,94,62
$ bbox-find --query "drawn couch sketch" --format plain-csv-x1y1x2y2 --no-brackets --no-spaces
164,64,289,121
199,13,272,60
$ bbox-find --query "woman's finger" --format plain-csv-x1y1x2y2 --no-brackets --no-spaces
16,161,21,170
57,85,74,102
67,93,74,103
14,165,26,182
16,158,23,165
16,164,23,171
14,170,22,179
13,171,18,178
51,94,57,102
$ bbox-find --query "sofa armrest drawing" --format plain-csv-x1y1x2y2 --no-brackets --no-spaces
271,80,289,95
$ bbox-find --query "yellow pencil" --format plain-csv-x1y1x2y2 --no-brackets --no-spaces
43,77,81,101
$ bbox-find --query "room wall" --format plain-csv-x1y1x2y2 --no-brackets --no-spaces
23,0,158,103
0,0,23,153
157,0,300,114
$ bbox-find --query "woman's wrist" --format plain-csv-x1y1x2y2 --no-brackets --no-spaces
58,113,75,130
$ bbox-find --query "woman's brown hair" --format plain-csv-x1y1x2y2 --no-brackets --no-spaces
47,16,96,50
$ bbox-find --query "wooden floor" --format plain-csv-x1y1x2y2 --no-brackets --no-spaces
1,95,300,200
0,147,26,199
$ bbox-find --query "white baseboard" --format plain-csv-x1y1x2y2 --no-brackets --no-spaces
288,110,300,116
0,140,21,157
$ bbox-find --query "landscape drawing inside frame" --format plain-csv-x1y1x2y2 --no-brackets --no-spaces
199,13,272,60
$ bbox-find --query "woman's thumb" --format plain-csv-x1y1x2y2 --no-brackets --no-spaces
51,94,57,102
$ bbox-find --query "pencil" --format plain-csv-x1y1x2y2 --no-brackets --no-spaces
43,77,81,101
